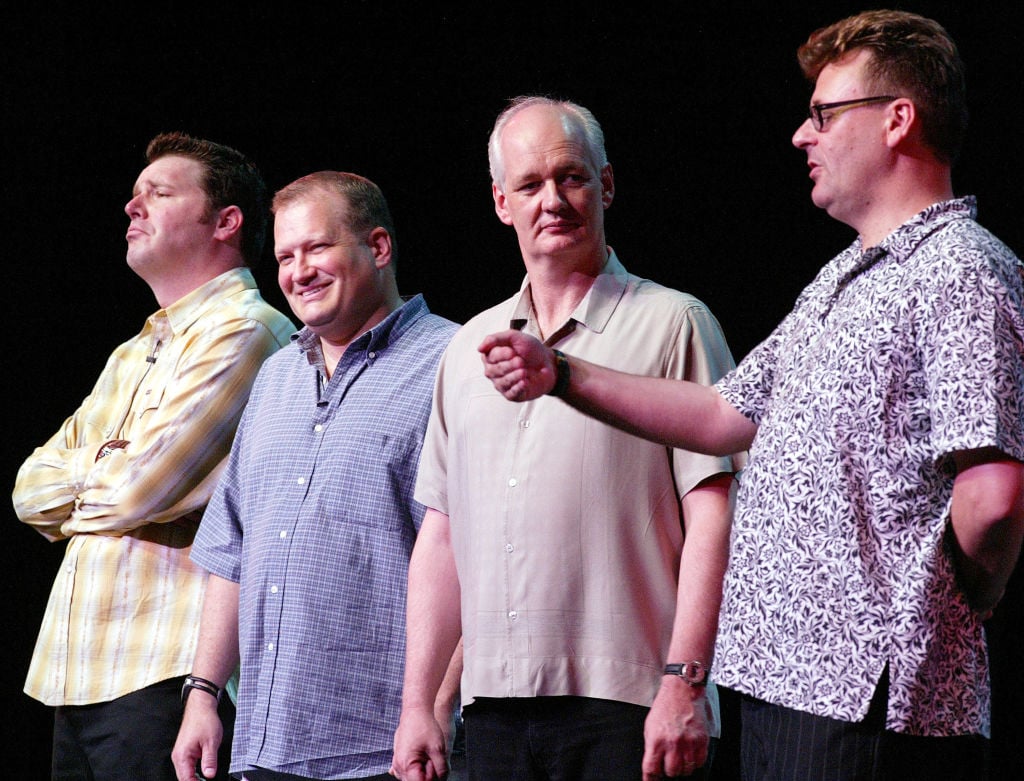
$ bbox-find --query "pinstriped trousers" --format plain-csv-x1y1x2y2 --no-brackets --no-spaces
737,670,988,780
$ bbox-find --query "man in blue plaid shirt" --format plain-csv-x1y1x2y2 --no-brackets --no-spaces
173,171,460,781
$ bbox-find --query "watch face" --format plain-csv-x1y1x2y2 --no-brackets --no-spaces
666,661,707,685
683,661,707,683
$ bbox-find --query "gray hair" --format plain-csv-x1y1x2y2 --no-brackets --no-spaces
487,96,608,189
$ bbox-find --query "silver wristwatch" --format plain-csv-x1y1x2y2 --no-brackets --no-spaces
664,660,708,687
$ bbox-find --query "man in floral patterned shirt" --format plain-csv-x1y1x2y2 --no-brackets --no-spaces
477,10,1024,781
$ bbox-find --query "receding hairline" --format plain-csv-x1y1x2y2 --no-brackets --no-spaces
272,181,346,214
488,96,608,188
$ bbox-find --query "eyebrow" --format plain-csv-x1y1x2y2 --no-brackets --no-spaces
131,177,174,196
510,160,588,183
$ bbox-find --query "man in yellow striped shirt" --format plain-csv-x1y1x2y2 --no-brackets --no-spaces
13,132,295,780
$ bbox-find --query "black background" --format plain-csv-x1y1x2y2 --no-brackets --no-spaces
4,2,1022,776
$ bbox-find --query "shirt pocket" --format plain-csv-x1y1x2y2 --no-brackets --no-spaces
315,426,422,534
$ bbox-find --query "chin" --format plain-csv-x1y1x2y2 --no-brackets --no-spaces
810,191,832,212
541,235,588,255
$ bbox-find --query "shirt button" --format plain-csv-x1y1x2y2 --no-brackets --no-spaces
270,585,279,594
508,478,518,487
505,543,514,553
508,611,518,621
519,420,530,429
314,424,323,433
297,477,305,485
279,531,288,539
267,642,275,651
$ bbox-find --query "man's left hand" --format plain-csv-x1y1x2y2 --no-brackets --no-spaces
642,676,711,779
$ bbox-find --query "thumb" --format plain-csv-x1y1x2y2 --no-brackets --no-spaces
200,744,219,780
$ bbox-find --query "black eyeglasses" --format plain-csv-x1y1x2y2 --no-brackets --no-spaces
807,96,897,132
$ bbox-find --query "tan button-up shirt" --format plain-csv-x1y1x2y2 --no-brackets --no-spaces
415,253,740,725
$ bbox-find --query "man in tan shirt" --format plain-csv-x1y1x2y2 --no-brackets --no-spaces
392,96,743,781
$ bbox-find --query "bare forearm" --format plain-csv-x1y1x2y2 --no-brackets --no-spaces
173,574,238,781
433,636,464,752
666,475,733,665
951,519,1024,612
435,637,463,715
191,574,241,685
403,509,463,712
564,357,756,456
479,330,755,455
642,476,733,779
393,509,462,780
950,450,1024,614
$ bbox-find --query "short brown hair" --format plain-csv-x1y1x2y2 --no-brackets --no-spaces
272,171,398,263
146,132,269,264
797,10,967,164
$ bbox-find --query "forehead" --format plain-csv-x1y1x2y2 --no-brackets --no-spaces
812,48,874,102
500,106,592,174
133,154,205,193
274,192,350,241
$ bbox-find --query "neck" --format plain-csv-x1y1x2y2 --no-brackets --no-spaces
856,160,953,248
147,256,244,309
524,256,604,340
319,292,403,377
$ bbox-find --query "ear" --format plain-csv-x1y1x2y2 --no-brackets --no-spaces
884,98,916,149
213,205,243,241
367,226,393,269
600,163,615,209
493,181,514,226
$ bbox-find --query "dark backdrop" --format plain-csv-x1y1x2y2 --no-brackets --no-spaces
4,2,1022,777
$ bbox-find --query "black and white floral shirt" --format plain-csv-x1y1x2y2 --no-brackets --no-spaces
714,197,1024,737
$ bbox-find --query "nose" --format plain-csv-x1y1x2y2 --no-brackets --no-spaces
280,252,315,292
125,193,144,218
792,117,815,150
540,180,568,211
292,252,316,282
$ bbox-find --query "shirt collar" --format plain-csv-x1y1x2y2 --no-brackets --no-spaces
150,267,257,335
509,249,629,338
832,197,978,294
874,196,977,262
293,293,429,369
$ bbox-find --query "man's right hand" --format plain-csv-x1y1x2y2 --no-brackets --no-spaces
391,707,449,781
172,694,223,781
478,329,557,401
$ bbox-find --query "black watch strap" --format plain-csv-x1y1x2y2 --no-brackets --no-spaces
664,660,708,687
547,350,571,397
181,674,223,705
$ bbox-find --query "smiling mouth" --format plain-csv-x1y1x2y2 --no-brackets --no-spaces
296,284,328,299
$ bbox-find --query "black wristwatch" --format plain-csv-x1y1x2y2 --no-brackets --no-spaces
547,350,571,397
664,660,709,687
181,675,224,705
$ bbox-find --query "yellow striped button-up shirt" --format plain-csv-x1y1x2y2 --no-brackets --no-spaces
13,267,294,706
